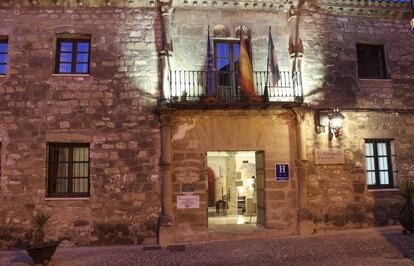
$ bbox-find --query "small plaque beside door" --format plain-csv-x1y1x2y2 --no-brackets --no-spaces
177,195,200,209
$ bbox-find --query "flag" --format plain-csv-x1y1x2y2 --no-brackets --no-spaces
239,29,255,97
206,25,214,96
267,28,280,87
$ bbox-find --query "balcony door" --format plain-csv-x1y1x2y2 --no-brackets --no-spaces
214,39,250,99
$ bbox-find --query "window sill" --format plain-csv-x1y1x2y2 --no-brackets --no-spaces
367,188,399,192
51,74,90,77
45,197,90,201
358,78,391,81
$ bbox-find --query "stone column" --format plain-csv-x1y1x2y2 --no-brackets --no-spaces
160,114,173,218
159,1,174,100
159,113,175,245
226,152,237,216
158,0,175,246
293,108,314,235
288,4,304,93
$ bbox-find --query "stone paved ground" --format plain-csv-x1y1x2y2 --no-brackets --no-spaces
1,226,414,266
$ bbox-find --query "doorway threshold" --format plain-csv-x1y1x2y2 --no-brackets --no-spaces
208,225,293,242
208,223,263,234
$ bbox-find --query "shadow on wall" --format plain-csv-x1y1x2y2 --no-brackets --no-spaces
301,10,358,108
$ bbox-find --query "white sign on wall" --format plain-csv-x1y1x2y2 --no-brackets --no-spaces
177,195,200,209
314,148,345,165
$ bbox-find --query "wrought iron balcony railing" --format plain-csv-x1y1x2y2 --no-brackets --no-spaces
165,70,303,105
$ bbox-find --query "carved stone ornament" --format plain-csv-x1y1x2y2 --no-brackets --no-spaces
212,24,231,38
233,25,251,39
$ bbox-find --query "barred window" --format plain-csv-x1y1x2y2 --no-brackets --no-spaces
56,37,91,74
47,143,90,197
365,139,397,189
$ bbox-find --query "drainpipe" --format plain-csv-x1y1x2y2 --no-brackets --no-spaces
157,0,174,245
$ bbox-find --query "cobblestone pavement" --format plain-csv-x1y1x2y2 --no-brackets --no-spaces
1,226,414,266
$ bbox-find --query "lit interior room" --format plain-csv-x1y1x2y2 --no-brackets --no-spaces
206,151,258,229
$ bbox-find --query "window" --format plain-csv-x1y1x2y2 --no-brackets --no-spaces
0,39,8,75
214,39,251,87
55,37,91,74
47,143,90,197
365,139,397,189
356,43,387,79
0,142,2,176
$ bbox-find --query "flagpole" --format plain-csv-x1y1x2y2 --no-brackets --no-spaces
264,26,271,100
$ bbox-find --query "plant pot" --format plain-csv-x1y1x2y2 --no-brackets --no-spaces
399,216,414,233
26,241,59,265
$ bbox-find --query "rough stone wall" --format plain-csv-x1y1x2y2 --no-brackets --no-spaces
295,10,414,231
169,110,298,242
301,10,414,108
168,6,414,237
171,8,414,107
0,7,161,248
171,9,291,72
301,111,414,231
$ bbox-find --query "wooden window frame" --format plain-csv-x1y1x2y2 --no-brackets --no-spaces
213,38,251,71
213,38,251,87
46,143,90,198
356,43,388,79
365,139,395,189
55,38,91,74
0,38,8,75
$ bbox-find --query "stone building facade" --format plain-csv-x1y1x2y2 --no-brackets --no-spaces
0,1,162,248
1,0,414,248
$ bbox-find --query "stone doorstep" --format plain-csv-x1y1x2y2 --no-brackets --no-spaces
166,244,186,252
208,228,294,242
142,244,186,252
142,245,162,251
142,244,185,252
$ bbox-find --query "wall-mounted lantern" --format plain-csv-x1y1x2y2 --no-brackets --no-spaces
316,108,345,141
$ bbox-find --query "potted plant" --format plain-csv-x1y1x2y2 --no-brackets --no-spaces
398,180,414,234
26,210,59,265
180,91,187,102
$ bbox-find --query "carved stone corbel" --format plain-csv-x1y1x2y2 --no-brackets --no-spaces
159,0,174,52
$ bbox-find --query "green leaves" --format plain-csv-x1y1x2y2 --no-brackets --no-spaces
31,211,52,244
399,180,414,206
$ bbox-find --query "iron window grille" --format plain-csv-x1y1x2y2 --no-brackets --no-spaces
364,139,397,189
47,143,90,197
0,39,8,75
55,37,91,74
356,43,388,79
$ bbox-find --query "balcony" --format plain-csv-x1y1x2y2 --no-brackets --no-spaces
162,70,303,108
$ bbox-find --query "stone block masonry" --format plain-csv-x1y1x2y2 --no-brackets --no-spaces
0,7,162,248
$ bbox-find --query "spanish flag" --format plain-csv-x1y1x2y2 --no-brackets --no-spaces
239,30,255,97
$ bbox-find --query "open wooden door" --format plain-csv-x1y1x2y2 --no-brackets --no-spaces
205,153,209,228
207,168,216,207
255,150,266,227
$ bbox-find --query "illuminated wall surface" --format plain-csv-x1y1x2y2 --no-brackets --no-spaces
0,4,162,247
0,0,414,247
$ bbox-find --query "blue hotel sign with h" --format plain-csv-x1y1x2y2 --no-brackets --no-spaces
275,163,289,181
